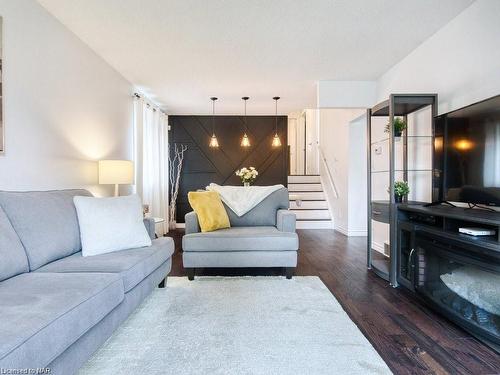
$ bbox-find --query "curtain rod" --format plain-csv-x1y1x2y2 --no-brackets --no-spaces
134,92,167,115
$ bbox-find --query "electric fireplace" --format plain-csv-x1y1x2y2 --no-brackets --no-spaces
415,231,500,349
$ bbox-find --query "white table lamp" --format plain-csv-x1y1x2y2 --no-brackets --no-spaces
98,160,134,196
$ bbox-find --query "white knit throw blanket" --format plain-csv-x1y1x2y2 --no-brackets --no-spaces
206,183,284,217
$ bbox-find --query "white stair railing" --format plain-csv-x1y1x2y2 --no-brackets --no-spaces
318,146,339,199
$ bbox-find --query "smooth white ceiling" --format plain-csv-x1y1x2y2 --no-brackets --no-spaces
37,0,473,114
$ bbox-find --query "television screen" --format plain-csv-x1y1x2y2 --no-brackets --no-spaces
434,95,500,206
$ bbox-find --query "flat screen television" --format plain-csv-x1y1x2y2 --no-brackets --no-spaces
434,95,500,206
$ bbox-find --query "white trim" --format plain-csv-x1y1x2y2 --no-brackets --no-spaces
176,223,186,229
335,225,367,237
371,241,385,253
347,230,368,237
334,226,349,236
296,220,333,229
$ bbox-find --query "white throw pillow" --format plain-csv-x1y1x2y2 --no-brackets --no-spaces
74,194,152,257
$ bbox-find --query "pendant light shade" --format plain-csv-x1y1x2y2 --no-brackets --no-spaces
272,134,282,147
272,96,282,147
209,97,219,148
241,97,251,147
209,134,219,148
241,133,251,147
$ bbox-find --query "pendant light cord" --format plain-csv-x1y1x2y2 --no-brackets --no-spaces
273,96,280,134
210,97,217,135
212,99,215,134
244,99,247,132
275,99,278,134
242,97,249,133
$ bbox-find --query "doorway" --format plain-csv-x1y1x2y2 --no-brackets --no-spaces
288,109,319,175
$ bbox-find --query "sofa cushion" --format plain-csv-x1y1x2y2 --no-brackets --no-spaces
223,188,289,227
182,226,298,252
36,237,174,292
0,206,29,281
0,189,92,270
73,194,152,257
0,272,123,370
188,191,230,232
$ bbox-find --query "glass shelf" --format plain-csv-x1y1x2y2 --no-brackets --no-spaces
371,169,432,174
370,135,433,145
367,94,438,287
371,95,436,116
371,254,390,281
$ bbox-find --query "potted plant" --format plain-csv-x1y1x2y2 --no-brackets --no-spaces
384,117,407,137
235,167,258,186
388,181,410,203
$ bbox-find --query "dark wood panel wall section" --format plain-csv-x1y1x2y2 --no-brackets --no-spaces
169,115,288,222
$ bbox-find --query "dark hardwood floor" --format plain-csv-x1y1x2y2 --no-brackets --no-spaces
169,229,500,375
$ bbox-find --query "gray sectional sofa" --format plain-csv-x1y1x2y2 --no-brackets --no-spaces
0,189,174,375
182,187,298,279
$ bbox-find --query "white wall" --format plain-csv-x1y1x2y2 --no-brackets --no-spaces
318,81,376,109
347,114,368,235
319,108,366,236
305,109,319,175
0,0,134,196
376,0,500,115
287,113,299,175
369,0,500,248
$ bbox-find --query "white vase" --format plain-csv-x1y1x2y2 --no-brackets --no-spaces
244,182,250,187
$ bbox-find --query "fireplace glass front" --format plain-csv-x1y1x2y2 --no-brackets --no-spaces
415,234,500,348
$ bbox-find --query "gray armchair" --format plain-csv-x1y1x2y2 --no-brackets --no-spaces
182,187,298,279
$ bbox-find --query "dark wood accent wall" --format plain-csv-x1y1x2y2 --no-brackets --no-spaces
169,115,288,222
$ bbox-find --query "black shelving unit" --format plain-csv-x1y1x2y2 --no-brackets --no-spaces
367,94,437,286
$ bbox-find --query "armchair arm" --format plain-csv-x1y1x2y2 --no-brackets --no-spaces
143,217,156,240
185,211,201,234
277,209,296,233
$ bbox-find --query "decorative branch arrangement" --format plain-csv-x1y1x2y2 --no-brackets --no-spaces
168,143,188,229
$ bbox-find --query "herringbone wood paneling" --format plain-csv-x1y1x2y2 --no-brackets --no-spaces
169,115,288,222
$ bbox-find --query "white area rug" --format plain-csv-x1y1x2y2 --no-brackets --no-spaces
79,277,391,375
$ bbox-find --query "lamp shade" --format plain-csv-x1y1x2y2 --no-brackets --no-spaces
98,160,134,185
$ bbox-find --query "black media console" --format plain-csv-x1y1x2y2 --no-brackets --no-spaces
397,204,500,352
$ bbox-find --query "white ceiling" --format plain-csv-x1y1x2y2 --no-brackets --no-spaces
37,0,474,115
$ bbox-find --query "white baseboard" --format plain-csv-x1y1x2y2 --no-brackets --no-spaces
334,225,367,237
371,241,385,253
334,226,349,236
176,223,185,229
296,220,334,229
346,229,367,237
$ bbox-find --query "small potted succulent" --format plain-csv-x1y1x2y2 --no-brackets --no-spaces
388,181,410,203
384,117,407,137
235,167,258,187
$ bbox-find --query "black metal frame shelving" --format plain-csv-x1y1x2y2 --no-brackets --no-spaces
367,94,437,286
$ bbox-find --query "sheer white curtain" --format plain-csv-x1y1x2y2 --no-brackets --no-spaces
134,96,169,235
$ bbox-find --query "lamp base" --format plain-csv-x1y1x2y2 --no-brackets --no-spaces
114,184,119,197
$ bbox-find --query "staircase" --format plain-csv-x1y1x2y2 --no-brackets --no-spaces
288,175,333,229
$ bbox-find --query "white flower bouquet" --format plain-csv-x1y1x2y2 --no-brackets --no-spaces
235,167,258,186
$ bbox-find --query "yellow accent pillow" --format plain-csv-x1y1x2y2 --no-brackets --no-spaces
188,191,230,232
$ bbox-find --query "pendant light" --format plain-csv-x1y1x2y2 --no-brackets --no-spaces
209,97,219,148
241,96,251,147
272,96,282,147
